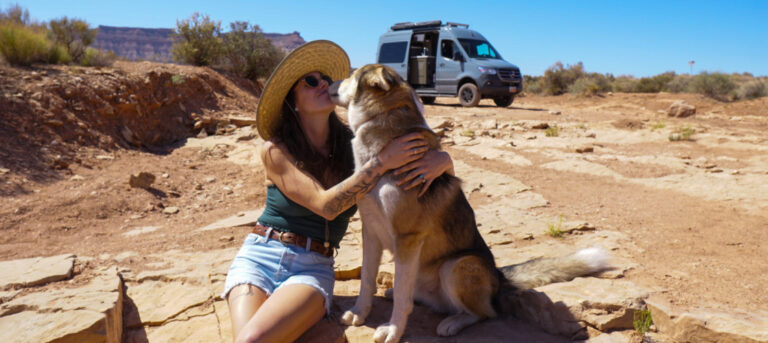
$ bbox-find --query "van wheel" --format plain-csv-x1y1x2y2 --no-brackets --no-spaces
420,96,436,105
458,83,481,107
493,96,514,107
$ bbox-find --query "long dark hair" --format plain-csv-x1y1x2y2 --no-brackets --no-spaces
276,87,355,189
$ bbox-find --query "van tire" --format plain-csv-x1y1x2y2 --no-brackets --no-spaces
458,83,481,107
420,96,436,105
493,95,514,107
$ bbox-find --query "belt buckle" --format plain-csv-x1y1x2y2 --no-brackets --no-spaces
278,231,287,243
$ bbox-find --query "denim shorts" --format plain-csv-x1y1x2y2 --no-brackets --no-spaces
221,230,335,314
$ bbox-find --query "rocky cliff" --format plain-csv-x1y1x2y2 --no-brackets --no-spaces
92,26,306,62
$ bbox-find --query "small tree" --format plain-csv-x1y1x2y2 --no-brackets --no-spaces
0,3,30,25
542,61,586,95
221,21,283,79
171,12,222,66
48,17,97,63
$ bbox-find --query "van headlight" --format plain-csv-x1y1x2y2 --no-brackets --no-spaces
477,66,496,75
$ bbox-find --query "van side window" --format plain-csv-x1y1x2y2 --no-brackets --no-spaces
440,40,454,60
379,42,408,63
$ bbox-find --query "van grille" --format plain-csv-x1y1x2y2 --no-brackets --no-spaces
498,69,521,82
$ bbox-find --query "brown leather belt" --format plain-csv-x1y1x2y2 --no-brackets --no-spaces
252,224,334,257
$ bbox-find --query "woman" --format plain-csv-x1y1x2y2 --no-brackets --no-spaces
222,40,454,343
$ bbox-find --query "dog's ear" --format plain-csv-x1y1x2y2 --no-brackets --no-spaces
365,66,396,92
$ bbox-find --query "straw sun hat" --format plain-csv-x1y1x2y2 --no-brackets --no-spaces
256,40,351,140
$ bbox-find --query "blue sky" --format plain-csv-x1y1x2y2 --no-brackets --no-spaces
8,1,768,76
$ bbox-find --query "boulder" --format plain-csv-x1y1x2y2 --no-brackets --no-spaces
667,101,696,118
129,172,155,189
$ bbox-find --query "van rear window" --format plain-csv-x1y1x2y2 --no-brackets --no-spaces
379,42,408,63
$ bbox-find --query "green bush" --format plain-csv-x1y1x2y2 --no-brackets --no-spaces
221,21,283,79
46,43,71,64
689,72,736,101
0,23,49,66
541,61,586,95
639,72,675,93
80,47,115,67
665,74,693,93
569,74,611,96
736,80,766,100
611,76,637,92
523,75,543,94
172,12,222,66
48,17,97,63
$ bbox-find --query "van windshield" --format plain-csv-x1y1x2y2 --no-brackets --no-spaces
458,39,502,59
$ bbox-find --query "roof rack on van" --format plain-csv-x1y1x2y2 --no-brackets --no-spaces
390,20,442,31
445,22,469,29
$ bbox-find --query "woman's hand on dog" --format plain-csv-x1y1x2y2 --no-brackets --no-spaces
395,150,454,197
377,133,428,171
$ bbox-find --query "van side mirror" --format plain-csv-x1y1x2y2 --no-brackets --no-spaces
453,51,464,61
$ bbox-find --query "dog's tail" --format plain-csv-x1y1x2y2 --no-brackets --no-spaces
499,247,610,290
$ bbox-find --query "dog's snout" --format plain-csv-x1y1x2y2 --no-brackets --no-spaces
328,80,341,97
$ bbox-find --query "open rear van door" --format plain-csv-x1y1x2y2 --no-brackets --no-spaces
377,31,411,79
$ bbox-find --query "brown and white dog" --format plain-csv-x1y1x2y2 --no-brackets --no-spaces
329,64,609,343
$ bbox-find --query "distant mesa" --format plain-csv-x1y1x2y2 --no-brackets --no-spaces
92,25,306,62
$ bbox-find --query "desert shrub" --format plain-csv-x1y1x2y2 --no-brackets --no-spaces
665,74,693,93
47,17,97,63
689,72,736,101
523,75,544,94
735,80,766,100
611,76,637,92
221,21,283,79
669,126,694,141
0,3,29,25
541,61,586,95
0,23,49,66
80,47,115,67
569,73,611,96
637,72,675,92
172,12,222,66
46,43,71,64
544,125,560,137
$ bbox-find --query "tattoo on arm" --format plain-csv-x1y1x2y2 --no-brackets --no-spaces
323,157,384,217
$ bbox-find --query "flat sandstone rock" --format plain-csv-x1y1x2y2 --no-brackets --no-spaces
0,254,75,289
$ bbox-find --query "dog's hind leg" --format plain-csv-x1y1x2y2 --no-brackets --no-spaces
373,234,424,343
341,220,383,326
436,255,498,336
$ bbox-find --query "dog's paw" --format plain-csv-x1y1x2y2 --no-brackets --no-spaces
436,314,476,337
436,318,461,336
373,323,403,343
340,309,367,326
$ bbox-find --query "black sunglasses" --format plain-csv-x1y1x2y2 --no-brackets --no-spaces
303,74,333,88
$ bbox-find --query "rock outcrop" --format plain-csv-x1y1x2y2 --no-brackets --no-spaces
92,26,307,62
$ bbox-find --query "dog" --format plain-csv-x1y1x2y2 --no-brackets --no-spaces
329,64,609,343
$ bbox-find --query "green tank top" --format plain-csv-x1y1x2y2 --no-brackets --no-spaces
258,184,357,248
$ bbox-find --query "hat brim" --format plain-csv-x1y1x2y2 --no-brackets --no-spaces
256,40,350,140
